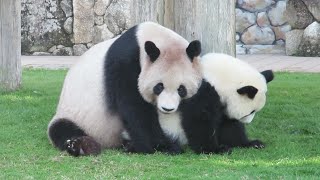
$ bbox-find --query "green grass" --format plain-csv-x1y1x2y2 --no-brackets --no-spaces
1,70,320,179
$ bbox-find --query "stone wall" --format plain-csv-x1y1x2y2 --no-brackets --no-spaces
22,0,292,55
285,0,320,57
236,0,291,54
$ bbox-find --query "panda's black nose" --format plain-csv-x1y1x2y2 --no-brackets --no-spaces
162,107,174,112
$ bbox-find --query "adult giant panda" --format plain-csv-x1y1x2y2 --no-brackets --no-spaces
179,53,274,154
48,22,203,156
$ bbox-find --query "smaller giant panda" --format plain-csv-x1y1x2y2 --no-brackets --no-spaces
179,53,274,154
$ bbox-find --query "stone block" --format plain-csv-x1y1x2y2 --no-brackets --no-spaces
237,0,275,12
285,0,314,29
285,29,304,55
73,44,88,56
241,25,275,45
236,8,256,33
73,0,95,43
268,1,287,26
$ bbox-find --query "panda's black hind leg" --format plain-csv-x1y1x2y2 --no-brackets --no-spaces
48,118,102,156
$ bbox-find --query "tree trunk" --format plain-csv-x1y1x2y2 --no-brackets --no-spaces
131,0,236,56
0,0,21,91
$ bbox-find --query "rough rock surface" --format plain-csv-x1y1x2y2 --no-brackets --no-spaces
297,22,320,56
73,44,88,56
285,29,304,55
268,1,287,26
285,0,314,29
73,0,95,43
236,9,256,33
104,0,131,35
237,0,275,12
241,25,275,45
301,0,320,22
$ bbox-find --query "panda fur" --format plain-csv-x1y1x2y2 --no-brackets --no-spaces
47,22,203,156
179,53,274,154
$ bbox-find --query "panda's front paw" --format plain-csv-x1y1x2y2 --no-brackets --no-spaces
156,140,184,155
248,140,265,149
215,144,232,155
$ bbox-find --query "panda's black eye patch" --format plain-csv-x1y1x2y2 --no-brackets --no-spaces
153,83,164,95
178,85,187,98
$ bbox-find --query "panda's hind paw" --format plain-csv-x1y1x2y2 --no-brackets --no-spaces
248,140,265,149
216,145,232,155
65,136,102,157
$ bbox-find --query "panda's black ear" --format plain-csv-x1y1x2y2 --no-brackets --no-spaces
261,70,274,83
145,41,160,62
237,86,258,99
186,40,201,62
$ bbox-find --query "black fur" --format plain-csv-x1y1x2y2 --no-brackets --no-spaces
145,41,160,62
186,40,201,61
237,86,258,99
104,25,181,154
48,118,87,150
180,80,264,154
261,70,274,83
180,80,231,154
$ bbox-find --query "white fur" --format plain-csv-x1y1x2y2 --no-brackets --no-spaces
157,90,180,113
48,37,124,148
158,112,188,145
201,53,268,123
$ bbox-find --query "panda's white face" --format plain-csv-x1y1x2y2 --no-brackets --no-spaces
136,22,202,114
201,53,273,123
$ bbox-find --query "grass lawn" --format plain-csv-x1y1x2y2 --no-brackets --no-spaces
1,69,320,179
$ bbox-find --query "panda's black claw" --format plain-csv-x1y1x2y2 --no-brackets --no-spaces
248,140,265,149
65,138,81,157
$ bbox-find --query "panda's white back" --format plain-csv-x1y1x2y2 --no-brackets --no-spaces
49,37,124,148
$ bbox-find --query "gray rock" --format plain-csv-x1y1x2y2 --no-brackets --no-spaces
241,25,275,45
95,16,104,25
237,0,275,12
94,0,111,16
275,39,285,45
236,45,247,55
297,22,320,56
105,0,131,35
285,0,314,29
64,17,73,34
245,45,285,54
272,24,292,40
21,0,72,54
268,1,287,26
73,44,88,56
48,45,57,53
93,24,114,43
285,29,304,55
257,12,270,27
57,45,65,49
61,0,73,17
52,47,73,56
87,43,94,48
301,0,320,22
236,9,256,33
73,0,95,43
32,52,51,56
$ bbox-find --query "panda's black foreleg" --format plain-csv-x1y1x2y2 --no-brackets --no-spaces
117,100,181,154
218,120,265,149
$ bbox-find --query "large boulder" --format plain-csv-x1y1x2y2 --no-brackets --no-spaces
241,25,275,45
301,0,320,22
285,0,314,29
267,1,287,26
297,22,320,56
236,8,256,33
